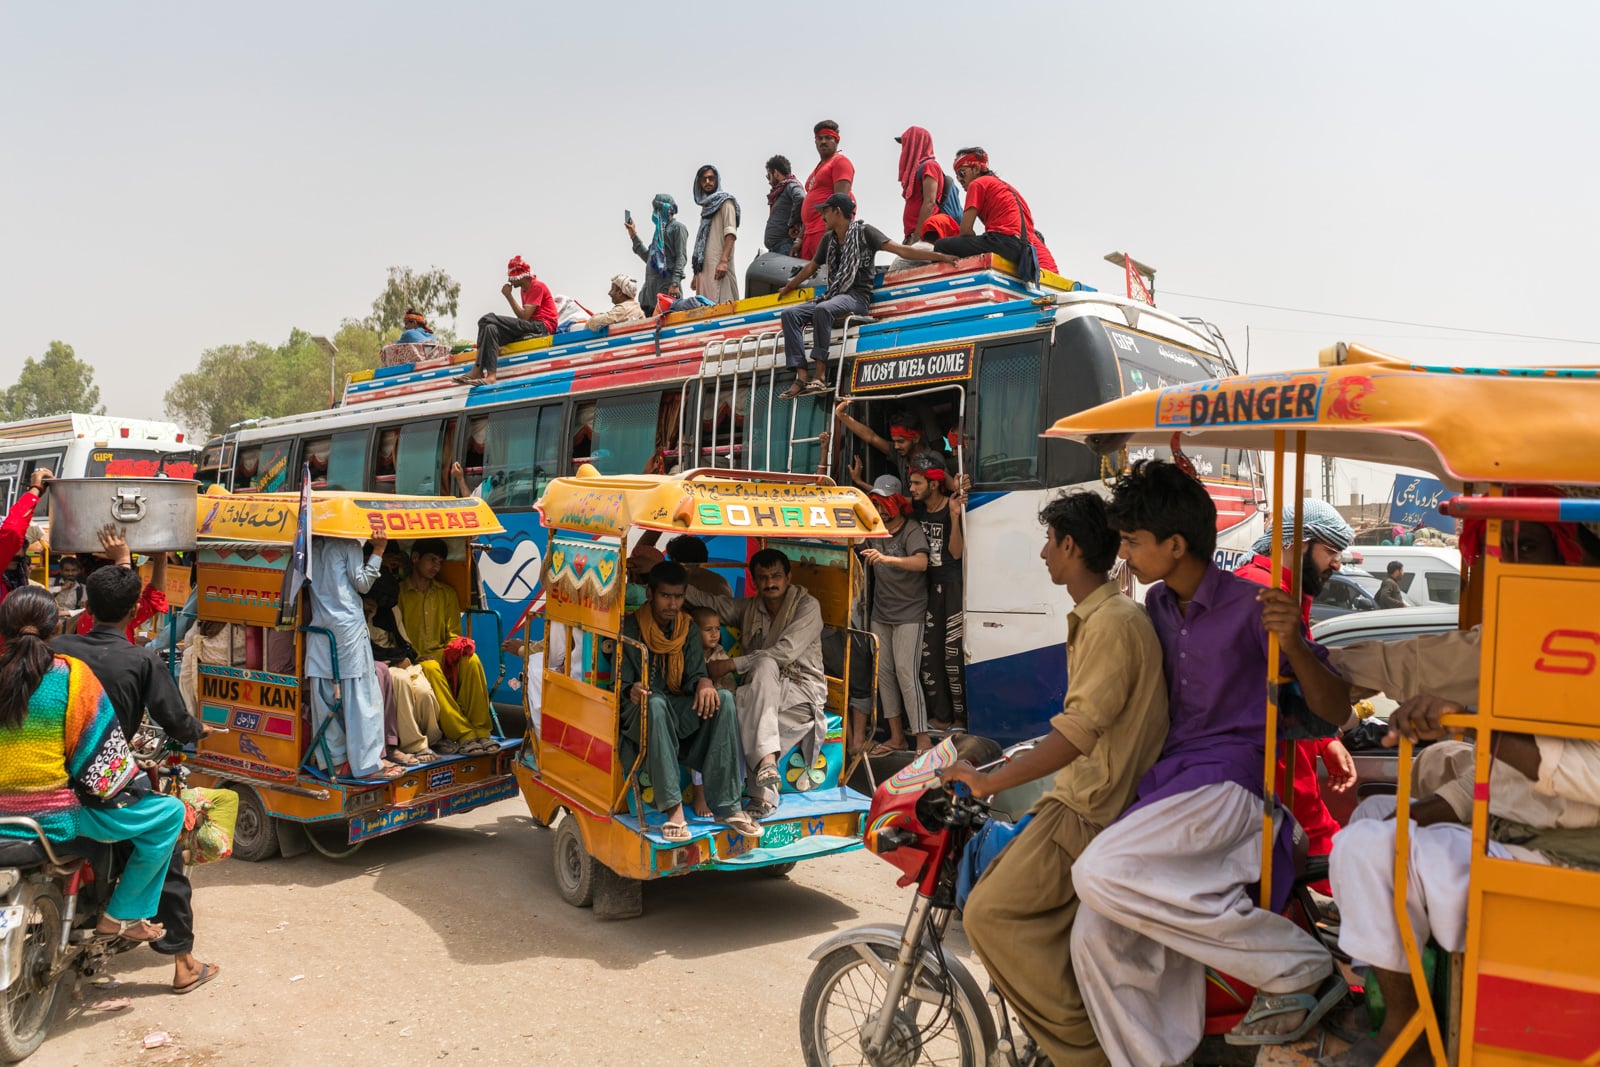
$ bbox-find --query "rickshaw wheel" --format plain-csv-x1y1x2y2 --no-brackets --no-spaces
227,785,281,862
760,862,798,879
553,817,596,908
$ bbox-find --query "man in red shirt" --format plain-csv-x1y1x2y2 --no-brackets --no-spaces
0,469,50,606
1232,500,1358,884
797,120,854,260
933,148,1056,274
458,255,558,387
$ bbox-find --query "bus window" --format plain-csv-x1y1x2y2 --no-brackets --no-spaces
239,440,292,492
576,394,662,476
302,431,367,490
974,341,1044,488
372,428,399,489
463,406,561,508
392,419,455,495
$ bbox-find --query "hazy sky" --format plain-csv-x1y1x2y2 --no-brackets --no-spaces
5,2,1597,502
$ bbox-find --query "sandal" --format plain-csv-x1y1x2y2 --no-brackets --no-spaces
374,761,407,780
411,748,440,763
778,383,808,400
434,738,462,755
173,961,221,996
720,811,764,838
660,820,691,843
867,741,907,758
387,748,419,766
452,374,486,386
465,737,500,755
1224,974,1348,1046
804,379,831,394
754,762,782,791
98,917,165,943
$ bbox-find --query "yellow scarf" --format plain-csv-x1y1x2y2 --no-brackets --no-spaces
634,607,692,696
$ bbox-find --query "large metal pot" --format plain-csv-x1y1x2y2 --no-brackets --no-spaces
46,478,200,554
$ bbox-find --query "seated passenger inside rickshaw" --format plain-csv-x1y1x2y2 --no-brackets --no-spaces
395,538,499,757
362,580,443,766
1320,510,1600,1067
617,562,763,842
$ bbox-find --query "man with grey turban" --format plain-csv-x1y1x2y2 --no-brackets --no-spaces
585,274,645,331
1239,498,1354,605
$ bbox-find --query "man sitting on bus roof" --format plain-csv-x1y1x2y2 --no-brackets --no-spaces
933,147,1056,278
1071,460,1349,1062
1319,514,1600,1067
584,274,644,332
456,255,557,387
396,538,499,756
684,548,827,818
775,193,955,399
619,562,762,842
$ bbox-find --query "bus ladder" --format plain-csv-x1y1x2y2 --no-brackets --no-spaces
784,313,874,476
684,330,784,473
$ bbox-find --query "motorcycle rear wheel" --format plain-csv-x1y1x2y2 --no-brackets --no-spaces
0,881,67,1063
799,941,985,1067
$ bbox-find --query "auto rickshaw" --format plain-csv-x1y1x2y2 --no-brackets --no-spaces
1045,343,1600,1065
512,468,888,918
182,489,521,859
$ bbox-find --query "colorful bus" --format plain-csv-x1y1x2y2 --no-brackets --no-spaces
199,255,1263,744
0,413,197,516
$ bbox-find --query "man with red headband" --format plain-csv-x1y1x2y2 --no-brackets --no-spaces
1322,509,1600,1067
458,256,557,387
934,148,1056,275
858,474,932,755
833,399,948,490
797,120,855,261
909,466,966,730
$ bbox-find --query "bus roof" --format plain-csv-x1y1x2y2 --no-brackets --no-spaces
1044,343,1600,489
536,471,889,539
196,490,503,543
0,413,190,446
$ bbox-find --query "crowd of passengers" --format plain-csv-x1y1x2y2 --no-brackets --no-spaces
446,121,1057,387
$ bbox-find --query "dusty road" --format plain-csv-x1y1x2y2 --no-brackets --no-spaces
40,797,944,1067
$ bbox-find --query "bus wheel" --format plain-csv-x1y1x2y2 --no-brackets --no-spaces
228,785,281,862
553,817,596,908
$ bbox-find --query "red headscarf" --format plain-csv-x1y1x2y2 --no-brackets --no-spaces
953,150,988,172
920,213,960,241
896,126,936,198
872,493,912,520
1459,486,1583,565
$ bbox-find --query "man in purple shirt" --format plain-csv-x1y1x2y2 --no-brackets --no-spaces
1069,460,1354,1065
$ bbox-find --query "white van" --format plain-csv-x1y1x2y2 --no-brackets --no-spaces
1352,545,1462,608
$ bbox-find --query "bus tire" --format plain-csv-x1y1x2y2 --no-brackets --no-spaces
553,817,596,908
227,785,281,862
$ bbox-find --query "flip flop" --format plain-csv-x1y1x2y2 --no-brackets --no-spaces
173,962,221,996
452,374,486,386
1225,974,1348,1046
386,749,420,766
720,812,764,838
661,820,691,843
778,383,808,399
97,918,165,943
867,741,906,758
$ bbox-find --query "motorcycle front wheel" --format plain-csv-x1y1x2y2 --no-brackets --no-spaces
0,881,67,1063
799,939,989,1067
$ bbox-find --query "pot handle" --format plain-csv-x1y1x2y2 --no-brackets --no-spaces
110,486,147,524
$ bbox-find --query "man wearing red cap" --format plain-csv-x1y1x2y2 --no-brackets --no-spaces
458,256,558,386
797,120,855,261
933,147,1056,276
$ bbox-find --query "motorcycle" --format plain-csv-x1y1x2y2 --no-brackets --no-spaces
799,739,1346,1067
0,728,187,1062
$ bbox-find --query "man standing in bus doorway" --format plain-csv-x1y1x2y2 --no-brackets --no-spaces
859,475,932,755
304,529,402,779
939,490,1169,1067
690,164,740,304
1232,500,1359,888
909,467,966,730
397,538,499,755
832,400,949,491
777,195,954,398
458,255,557,387
933,148,1056,273
0,468,50,608
797,120,854,260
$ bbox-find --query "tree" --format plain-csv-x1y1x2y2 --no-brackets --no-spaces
2,341,104,420
368,265,460,338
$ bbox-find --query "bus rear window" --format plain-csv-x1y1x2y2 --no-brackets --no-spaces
84,449,199,480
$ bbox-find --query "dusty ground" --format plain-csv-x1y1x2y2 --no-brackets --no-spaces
38,797,931,1066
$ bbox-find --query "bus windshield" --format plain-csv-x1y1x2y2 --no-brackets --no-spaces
84,448,198,480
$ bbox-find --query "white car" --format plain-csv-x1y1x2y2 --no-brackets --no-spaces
1353,545,1462,609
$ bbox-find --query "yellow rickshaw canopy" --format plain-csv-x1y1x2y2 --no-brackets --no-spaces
1044,343,1600,490
536,472,890,539
196,490,504,544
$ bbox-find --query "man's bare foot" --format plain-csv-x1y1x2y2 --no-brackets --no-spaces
692,791,713,819
1318,1034,1433,1067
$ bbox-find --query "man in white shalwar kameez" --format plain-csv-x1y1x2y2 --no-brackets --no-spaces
685,547,826,815
305,530,398,779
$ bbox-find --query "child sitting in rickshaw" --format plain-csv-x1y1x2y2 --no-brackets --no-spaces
1069,459,1352,1064
618,563,762,843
